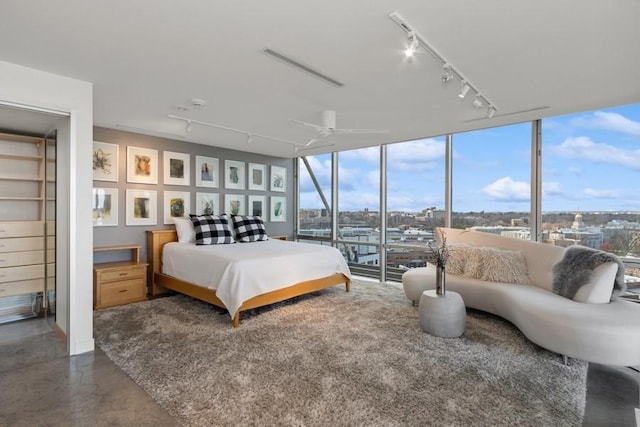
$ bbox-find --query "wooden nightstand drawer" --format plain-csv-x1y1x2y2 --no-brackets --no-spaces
98,278,146,308
99,266,145,283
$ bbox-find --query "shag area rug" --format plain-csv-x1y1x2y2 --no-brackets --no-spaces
94,280,587,427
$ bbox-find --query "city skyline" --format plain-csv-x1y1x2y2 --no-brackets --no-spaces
300,103,640,213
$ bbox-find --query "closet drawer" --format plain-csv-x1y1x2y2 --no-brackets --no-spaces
0,221,43,238
0,264,44,284
0,237,44,253
0,278,45,298
0,250,44,268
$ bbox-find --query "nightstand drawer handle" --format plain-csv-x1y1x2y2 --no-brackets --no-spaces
119,272,128,276
118,289,128,293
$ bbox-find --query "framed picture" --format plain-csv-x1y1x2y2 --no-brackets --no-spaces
126,189,157,226
127,146,158,184
270,196,286,222
248,195,266,217
163,191,191,224
195,156,219,188
270,165,286,192
224,160,246,190
163,151,190,186
196,192,219,215
224,194,246,216
93,141,119,182
248,163,266,191
92,188,118,226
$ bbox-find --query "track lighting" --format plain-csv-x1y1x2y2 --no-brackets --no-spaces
405,32,419,57
441,64,453,84
472,94,483,108
458,82,470,99
168,115,299,146
389,11,497,119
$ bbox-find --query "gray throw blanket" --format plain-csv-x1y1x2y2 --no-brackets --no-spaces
552,245,626,301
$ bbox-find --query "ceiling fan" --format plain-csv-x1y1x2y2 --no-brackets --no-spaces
290,110,389,148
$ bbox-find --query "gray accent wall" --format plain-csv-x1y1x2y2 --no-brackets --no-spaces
93,127,294,263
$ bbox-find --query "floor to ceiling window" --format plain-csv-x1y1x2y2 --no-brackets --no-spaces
451,123,532,235
541,105,640,283
298,154,332,245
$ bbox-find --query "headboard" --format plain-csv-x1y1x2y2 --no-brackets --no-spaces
146,229,178,296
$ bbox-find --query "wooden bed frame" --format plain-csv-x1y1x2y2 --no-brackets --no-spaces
146,229,351,327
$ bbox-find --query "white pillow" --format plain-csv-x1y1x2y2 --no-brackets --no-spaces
173,217,195,243
572,262,617,304
480,247,532,285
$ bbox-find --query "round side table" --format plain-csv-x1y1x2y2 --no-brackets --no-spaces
419,290,466,338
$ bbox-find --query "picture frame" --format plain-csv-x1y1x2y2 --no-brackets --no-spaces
126,189,157,226
270,196,286,222
224,160,246,190
127,146,158,184
270,165,286,192
248,195,266,217
163,151,190,186
248,163,266,191
92,187,118,226
195,156,219,188
195,192,219,216
93,141,119,182
224,194,246,216
163,190,191,224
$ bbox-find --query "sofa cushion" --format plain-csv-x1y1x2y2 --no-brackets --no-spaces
446,243,531,285
479,247,532,285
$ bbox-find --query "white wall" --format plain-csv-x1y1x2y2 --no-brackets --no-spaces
0,60,94,355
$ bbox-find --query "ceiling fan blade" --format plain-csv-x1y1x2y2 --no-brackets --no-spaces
289,119,325,133
305,133,329,147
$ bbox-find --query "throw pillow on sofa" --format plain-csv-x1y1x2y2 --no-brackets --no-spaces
479,247,532,285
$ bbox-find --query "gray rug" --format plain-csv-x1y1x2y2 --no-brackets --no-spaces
94,280,587,427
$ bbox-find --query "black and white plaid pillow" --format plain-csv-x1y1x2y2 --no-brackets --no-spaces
231,215,268,243
189,214,235,245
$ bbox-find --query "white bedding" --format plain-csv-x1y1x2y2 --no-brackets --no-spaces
162,239,351,319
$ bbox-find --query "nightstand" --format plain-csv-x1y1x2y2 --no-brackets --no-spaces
93,245,148,309
271,235,288,241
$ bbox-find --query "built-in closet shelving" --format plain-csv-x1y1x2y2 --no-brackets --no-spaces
0,131,54,323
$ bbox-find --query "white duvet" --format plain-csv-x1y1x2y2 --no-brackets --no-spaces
162,239,351,319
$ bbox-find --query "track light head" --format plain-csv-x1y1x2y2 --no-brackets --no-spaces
458,81,470,99
405,32,419,57
247,133,253,144
441,64,453,84
185,120,193,133
472,94,484,108
487,106,497,118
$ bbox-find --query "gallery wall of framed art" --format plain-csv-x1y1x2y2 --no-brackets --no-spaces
92,127,294,258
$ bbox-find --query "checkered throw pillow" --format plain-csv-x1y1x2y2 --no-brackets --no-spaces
231,215,268,243
189,214,235,245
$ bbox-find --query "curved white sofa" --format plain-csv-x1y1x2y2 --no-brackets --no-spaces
403,227,640,366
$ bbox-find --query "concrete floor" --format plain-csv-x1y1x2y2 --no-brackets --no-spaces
0,318,638,427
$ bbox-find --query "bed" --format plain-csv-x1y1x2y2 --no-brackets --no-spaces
146,229,351,327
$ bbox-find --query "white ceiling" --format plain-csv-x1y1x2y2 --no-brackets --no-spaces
1,1,639,158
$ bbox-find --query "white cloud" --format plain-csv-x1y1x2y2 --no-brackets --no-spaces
542,181,563,197
583,188,620,199
482,177,530,201
573,111,640,137
339,146,379,164
387,138,446,171
550,136,640,169
568,167,583,176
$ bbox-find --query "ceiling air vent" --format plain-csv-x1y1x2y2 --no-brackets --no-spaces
263,48,344,88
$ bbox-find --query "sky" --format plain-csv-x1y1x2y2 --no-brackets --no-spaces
299,103,640,213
